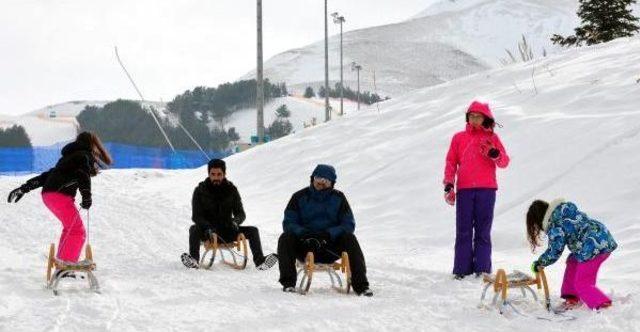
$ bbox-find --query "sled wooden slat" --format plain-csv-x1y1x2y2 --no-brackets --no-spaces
481,267,551,313
200,233,248,270
46,243,100,295
296,251,351,295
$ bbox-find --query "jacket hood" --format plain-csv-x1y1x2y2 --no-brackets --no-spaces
311,164,337,183
466,101,494,120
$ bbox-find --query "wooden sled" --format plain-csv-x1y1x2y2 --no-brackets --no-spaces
199,233,248,270
480,267,550,314
296,251,351,295
46,243,100,296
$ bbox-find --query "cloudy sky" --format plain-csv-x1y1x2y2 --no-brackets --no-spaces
0,0,435,116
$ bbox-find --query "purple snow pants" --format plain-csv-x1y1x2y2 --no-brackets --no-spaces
453,188,496,276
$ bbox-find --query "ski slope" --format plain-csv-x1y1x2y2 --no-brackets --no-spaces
2,36,640,331
242,0,579,98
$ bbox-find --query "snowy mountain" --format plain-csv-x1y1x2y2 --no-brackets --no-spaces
2,35,639,330
242,0,580,98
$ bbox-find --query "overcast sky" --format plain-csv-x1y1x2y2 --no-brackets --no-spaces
0,0,435,116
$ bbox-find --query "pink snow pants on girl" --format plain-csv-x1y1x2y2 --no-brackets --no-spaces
561,253,611,309
42,192,86,263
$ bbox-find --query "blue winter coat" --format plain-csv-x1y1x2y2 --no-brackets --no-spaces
283,186,355,240
537,200,617,267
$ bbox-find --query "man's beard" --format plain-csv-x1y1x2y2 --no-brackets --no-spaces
211,179,222,185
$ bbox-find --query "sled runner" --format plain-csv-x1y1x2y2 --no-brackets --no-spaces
296,251,351,295
480,267,550,314
199,232,248,270
46,243,100,295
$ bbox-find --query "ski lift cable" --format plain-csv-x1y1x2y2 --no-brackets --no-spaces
114,46,176,152
115,46,212,160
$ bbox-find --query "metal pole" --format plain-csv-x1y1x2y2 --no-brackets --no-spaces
257,0,265,143
357,66,361,110
339,19,343,116
324,0,330,122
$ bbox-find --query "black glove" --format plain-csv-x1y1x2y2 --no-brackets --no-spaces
302,238,324,252
7,187,26,203
444,183,454,193
301,232,330,251
80,195,92,209
230,217,241,232
488,148,500,159
204,227,216,241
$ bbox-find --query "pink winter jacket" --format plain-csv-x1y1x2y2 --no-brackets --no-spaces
444,124,510,190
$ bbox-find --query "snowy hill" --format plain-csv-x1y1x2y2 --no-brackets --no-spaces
2,36,640,330
1,97,340,146
0,101,167,146
242,0,579,98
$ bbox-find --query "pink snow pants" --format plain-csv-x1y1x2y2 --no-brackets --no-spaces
42,192,86,263
561,253,611,309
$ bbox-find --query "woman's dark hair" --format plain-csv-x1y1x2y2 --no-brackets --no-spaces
76,131,113,175
526,200,549,252
465,113,495,129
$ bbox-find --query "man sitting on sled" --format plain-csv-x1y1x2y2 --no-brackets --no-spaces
181,159,277,270
277,164,373,296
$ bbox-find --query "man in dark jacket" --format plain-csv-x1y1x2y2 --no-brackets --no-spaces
277,164,372,296
181,159,277,270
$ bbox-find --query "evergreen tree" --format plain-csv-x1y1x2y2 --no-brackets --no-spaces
552,0,640,46
318,86,327,98
0,125,32,147
304,87,315,98
275,104,290,118
267,104,293,139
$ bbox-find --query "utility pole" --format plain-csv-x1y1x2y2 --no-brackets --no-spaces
324,0,330,122
256,0,265,143
351,61,362,110
332,12,345,116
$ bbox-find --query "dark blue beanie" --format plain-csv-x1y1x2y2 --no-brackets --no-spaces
311,164,337,183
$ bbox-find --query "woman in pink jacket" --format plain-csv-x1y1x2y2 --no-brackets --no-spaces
443,101,509,279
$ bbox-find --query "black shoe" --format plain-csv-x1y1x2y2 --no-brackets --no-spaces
356,288,373,297
282,286,296,293
256,253,278,271
453,274,466,280
181,253,199,269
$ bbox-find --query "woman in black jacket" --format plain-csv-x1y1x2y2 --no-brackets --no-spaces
7,132,112,264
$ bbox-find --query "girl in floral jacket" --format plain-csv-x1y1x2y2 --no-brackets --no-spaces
527,199,617,310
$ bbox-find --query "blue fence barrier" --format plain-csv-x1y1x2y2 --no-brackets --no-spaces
0,142,231,175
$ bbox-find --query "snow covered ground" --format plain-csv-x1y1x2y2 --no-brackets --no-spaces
2,36,640,331
228,95,365,142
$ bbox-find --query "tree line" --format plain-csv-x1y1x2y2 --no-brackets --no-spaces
77,79,288,151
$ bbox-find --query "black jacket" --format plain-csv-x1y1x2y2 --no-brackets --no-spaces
191,178,246,231
23,141,95,200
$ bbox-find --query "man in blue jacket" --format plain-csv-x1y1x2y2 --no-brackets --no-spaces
277,164,372,296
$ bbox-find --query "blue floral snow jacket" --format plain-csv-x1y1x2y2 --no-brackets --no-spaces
537,200,617,267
